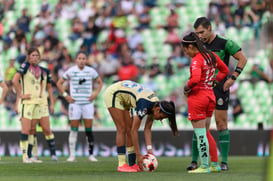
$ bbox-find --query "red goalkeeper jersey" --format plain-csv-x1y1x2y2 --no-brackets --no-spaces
187,52,229,91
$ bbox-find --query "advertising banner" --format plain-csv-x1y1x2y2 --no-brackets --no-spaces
0,130,270,157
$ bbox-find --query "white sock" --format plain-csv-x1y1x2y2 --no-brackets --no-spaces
68,130,78,157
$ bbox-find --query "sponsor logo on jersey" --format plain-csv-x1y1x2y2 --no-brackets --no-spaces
137,108,147,117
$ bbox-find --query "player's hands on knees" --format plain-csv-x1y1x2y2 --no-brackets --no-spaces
21,94,31,100
136,153,144,170
65,95,75,103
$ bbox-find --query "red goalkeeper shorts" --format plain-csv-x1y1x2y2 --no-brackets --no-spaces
187,89,216,121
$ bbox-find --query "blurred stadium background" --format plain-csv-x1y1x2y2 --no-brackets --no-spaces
0,0,272,156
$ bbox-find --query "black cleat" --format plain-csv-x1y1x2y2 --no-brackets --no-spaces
186,161,198,170
220,162,229,171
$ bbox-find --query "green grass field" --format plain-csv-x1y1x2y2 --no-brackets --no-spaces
0,156,266,181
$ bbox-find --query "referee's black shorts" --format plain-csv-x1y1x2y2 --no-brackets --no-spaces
213,79,230,110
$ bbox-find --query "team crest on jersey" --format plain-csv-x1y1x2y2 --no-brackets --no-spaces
217,98,224,105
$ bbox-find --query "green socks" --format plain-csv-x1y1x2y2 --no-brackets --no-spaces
191,133,199,162
219,129,230,164
192,128,230,165
194,128,209,168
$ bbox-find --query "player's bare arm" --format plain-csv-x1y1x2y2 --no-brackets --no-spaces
89,77,103,102
0,81,8,104
223,51,247,91
144,115,154,155
12,73,30,100
56,77,75,103
47,83,55,114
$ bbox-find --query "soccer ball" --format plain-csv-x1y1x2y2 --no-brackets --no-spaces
142,154,158,172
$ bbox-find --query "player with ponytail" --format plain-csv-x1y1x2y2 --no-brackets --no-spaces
181,32,229,173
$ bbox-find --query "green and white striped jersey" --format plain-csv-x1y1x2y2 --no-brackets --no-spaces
62,65,99,105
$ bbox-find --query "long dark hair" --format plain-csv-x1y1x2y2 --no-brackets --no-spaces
158,101,178,136
181,32,216,67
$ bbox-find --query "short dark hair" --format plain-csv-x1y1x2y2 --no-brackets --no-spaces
194,17,211,29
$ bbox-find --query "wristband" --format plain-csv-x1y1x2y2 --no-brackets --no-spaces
147,145,152,150
235,67,243,74
231,75,237,80
62,92,68,97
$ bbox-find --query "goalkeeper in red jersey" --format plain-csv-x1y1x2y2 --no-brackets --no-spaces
181,32,229,173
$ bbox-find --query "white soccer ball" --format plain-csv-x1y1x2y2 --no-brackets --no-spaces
142,154,158,172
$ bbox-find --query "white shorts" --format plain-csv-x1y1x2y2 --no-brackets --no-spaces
68,103,94,120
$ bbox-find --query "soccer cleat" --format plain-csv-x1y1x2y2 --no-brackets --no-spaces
186,161,198,170
210,163,221,172
22,158,33,163
66,156,76,162
130,164,142,172
30,157,43,163
220,162,229,171
117,164,137,172
88,155,98,162
188,167,210,173
51,155,58,161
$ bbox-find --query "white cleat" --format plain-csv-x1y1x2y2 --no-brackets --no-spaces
30,157,43,163
67,156,76,162
51,155,58,161
88,155,98,162
22,158,33,163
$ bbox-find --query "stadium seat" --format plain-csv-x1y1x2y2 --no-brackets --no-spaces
97,30,109,44
127,15,139,29
239,57,254,80
253,81,268,98
234,113,249,128
242,97,255,113
155,29,167,42
48,0,59,7
237,81,253,97
240,27,254,42
260,11,272,25
225,27,241,45
157,0,172,7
